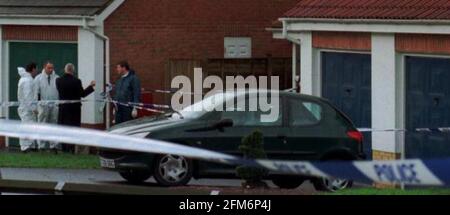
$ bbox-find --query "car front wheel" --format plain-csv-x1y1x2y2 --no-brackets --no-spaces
272,177,305,189
153,154,193,186
119,170,152,184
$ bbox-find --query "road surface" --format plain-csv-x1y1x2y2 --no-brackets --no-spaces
0,168,319,194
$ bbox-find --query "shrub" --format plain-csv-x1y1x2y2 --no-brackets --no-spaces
236,130,268,189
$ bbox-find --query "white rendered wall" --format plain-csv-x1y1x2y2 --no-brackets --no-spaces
299,32,317,95
371,33,400,153
78,27,105,124
0,26,3,119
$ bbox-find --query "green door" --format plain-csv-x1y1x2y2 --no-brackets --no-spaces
8,42,78,148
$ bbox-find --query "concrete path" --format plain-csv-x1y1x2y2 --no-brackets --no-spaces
0,168,318,194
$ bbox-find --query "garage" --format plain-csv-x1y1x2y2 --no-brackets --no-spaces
321,52,372,158
406,56,450,158
0,1,123,149
8,42,78,147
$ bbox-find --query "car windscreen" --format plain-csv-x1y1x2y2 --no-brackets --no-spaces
175,92,236,119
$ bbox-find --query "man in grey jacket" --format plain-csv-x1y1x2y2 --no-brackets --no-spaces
113,61,141,124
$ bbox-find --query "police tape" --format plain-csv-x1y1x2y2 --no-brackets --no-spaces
0,119,450,187
5,100,450,134
0,99,170,114
358,127,450,133
108,101,168,114
151,89,204,95
0,100,90,108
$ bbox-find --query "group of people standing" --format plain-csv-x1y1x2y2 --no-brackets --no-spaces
16,60,141,153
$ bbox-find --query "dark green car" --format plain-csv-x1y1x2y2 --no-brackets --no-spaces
99,90,365,191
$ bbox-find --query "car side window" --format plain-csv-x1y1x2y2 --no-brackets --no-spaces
289,99,322,126
221,96,282,127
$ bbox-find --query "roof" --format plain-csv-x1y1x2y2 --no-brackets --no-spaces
283,0,450,20
0,0,113,16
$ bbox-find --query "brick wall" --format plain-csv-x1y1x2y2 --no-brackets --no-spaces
0,136,5,149
313,31,372,51
396,34,450,55
373,150,401,160
2,25,77,41
104,0,298,102
372,150,401,188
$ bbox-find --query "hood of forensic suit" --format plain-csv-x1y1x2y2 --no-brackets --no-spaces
18,67,30,78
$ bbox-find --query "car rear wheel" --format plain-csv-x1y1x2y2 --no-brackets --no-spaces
272,177,304,189
313,178,353,192
119,170,152,184
153,154,193,186
313,155,354,192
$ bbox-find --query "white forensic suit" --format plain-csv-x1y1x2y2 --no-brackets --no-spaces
34,69,60,149
17,67,37,151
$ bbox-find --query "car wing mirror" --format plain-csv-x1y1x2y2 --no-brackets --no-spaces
214,119,234,132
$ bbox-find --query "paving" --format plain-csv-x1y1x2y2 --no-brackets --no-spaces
0,168,319,194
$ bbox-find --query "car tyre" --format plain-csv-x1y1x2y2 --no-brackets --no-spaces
119,170,152,184
272,177,304,189
313,178,353,192
313,157,353,192
153,154,193,186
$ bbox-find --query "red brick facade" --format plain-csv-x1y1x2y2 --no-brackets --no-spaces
104,0,298,101
396,34,450,55
313,31,372,51
0,136,5,149
2,25,77,41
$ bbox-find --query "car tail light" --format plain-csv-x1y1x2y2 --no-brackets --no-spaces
347,130,363,143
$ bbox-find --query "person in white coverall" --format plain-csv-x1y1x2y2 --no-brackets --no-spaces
17,63,38,152
34,61,60,150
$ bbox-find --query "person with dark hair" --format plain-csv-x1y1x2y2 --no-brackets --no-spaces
34,61,60,150
113,61,141,124
17,62,38,152
56,63,96,153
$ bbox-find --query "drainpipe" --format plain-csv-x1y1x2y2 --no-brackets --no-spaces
82,18,112,129
282,20,301,93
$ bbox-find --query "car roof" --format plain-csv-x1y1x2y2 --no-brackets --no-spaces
219,89,329,103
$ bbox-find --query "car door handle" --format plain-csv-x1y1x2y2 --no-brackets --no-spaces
277,135,288,144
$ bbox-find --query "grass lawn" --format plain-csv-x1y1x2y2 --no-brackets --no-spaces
327,188,450,195
0,151,100,169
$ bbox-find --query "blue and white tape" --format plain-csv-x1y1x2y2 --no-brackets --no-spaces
358,127,450,133
1,119,450,186
0,99,170,114
0,100,88,108
255,159,448,186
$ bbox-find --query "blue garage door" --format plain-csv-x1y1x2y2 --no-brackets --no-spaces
322,52,372,159
406,56,450,159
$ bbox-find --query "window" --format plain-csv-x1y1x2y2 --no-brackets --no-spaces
289,99,322,126
221,96,282,126
224,37,252,59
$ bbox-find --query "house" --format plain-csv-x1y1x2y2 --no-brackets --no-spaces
0,0,299,148
270,0,450,160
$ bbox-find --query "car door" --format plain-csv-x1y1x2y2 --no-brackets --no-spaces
284,96,330,160
197,94,288,176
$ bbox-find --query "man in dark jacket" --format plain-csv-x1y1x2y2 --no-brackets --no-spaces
113,61,141,124
56,63,95,152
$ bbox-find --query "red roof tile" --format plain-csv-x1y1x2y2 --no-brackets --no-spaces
283,0,450,20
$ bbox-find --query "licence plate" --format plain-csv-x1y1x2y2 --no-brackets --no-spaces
100,158,116,169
